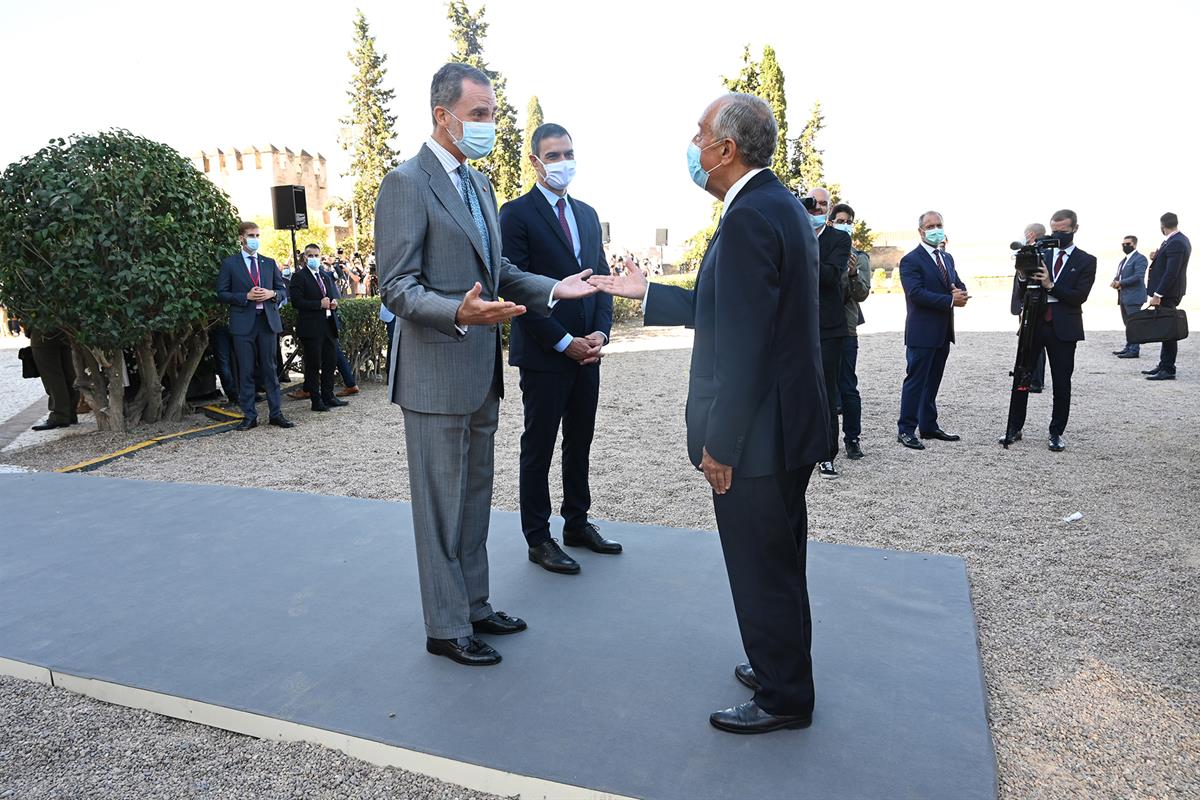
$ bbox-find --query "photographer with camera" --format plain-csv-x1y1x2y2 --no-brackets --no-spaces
1010,223,1048,391
1001,210,1096,451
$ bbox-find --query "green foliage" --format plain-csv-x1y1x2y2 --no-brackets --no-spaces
255,215,332,266
447,1,521,203
0,129,240,429
758,46,790,183
790,100,825,194
722,46,761,95
341,9,400,256
852,219,876,252
520,95,544,193
281,295,389,382
680,202,722,273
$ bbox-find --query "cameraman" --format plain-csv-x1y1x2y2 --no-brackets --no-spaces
1002,210,1096,451
1010,223,1048,392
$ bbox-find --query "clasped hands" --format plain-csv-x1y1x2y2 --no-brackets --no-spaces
246,287,275,302
455,269,598,326
565,333,605,365
320,297,338,310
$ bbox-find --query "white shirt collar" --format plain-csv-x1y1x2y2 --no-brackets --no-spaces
920,241,944,257
1054,244,1076,256
721,168,766,217
1164,230,1178,241
534,180,568,207
426,137,463,174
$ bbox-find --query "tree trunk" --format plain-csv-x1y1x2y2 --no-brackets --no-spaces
162,325,208,421
106,349,127,433
134,336,162,423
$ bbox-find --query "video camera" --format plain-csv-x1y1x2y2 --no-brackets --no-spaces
1009,236,1061,278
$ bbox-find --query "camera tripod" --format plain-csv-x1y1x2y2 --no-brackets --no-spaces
1002,282,1048,447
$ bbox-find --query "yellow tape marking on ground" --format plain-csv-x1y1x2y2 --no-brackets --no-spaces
55,413,243,474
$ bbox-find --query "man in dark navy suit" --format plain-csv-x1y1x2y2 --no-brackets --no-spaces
216,222,293,431
291,243,351,413
897,211,968,450
590,93,830,735
1002,209,1096,451
1144,212,1190,380
499,123,617,575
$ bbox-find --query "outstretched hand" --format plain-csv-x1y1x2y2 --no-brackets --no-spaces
554,269,599,301
588,262,648,299
456,282,526,326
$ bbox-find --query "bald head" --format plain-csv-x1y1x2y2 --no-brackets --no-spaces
806,187,831,217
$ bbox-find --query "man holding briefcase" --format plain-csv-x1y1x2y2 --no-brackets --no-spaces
1142,213,1190,381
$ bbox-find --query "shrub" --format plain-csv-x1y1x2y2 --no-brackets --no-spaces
281,295,389,383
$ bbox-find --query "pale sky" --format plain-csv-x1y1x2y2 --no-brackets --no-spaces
2,0,1196,276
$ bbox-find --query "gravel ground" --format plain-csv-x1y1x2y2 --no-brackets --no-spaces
2,322,1198,800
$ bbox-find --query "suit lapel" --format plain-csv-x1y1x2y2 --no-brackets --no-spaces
470,169,501,290
570,198,591,269
421,146,491,285
531,189,575,261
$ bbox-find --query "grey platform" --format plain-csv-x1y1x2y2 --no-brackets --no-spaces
0,473,996,800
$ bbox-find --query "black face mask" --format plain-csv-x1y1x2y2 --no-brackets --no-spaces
1053,230,1075,248
1122,243,1135,254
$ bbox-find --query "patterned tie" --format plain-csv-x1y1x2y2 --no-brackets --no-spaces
555,198,574,251
250,255,263,310
1043,251,1066,322
456,165,492,273
933,249,950,288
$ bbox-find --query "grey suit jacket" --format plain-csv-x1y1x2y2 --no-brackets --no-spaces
375,144,557,415
1115,251,1148,306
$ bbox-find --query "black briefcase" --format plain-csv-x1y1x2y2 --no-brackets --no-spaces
1125,307,1189,344
18,346,40,379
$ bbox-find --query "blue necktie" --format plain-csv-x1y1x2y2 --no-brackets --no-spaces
456,165,492,272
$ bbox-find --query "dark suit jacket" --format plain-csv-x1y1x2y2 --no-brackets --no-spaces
1038,247,1097,342
817,226,852,339
290,267,342,339
644,170,829,477
499,187,613,371
899,245,966,348
1147,232,1191,305
217,252,287,335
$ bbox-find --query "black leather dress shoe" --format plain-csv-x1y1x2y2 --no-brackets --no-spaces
709,701,811,734
322,396,349,407
234,418,257,431
1142,366,1162,375
269,415,294,428
897,432,925,450
528,539,581,574
1113,347,1129,355
563,522,622,554
1146,371,1176,381
1117,350,1139,358
1048,434,1066,452
1028,384,1044,393
845,439,864,460
472,611,527,635
426,636,501,666
311,402,330,412
31,420,71,432
734,663,761,692
919,428,960,441
999,430,1023,447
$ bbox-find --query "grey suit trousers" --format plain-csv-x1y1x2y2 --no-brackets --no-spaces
403,388,500,639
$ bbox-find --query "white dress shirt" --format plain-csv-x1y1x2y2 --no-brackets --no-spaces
242,248,265,309
1045,244,1075,303
533,181,592,352
920,242,957,309
307,266,331,316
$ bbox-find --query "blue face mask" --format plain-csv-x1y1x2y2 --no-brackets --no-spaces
244,236,260,252
687,141,723,190
306,257,320,270
833,222,854,234
809,214,827,229
924,228,946,246
446,110,496,160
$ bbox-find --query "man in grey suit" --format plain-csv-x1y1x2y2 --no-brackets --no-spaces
1111,234,1148,358
375,63,597,666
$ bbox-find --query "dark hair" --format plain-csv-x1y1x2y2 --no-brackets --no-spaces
531,123,571,158
830,203,855,221
430,62,492,124
1124,235,1138,245
303,243,320,251
238,221,259,235
1161,212,1179,229
1050,208,1078,228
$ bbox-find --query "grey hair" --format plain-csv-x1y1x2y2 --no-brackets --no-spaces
1024,222,1046,238
430,62,491,125
918,210,943,228
711,93,777,169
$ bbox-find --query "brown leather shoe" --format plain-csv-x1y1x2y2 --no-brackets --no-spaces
287,389,311,400
336,386,360,397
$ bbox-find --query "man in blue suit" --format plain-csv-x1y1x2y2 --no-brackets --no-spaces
1002,209,1096,450
1111,234,1148,358
590,93,830,734
499,123,618,575
1144,212,1190,380
896,211,968,450
215,222,293,431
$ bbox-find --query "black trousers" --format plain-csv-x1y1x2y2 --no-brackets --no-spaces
233,314,282,421
30,330,79,425
1157,300,1180,371
1006,314,1076,436
819,337,843,461
518,364,600,546
300,322,338,405
713,464,815,717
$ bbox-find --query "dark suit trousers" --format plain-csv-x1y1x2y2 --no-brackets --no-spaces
1157,300,1179,371
300,321,338,404
1119,303,1142,353
898,342,950,435
233,313,282,421
838,336,862,442
1006,315,1076,436
820,337,843,460
30,330,79,425
518,364,600,546
713,464,816,717
209,324,238,403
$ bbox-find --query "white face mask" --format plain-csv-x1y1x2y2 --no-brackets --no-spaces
833,222,854,234
537,157,576,192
